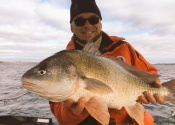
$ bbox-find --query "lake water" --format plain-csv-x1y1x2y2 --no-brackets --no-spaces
0,62,175,125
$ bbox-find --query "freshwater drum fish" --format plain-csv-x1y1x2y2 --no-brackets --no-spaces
21,42,175,125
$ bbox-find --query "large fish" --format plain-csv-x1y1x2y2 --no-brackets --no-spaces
21,42,175,125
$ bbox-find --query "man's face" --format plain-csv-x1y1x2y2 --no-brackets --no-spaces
71,13,102,42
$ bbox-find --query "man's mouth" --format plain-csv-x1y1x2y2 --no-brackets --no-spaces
86,31,93,34
82,31,93,35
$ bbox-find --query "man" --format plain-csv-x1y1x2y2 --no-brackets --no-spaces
50,0,164,124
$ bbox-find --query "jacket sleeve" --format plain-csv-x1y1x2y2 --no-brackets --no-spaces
49,102,89,125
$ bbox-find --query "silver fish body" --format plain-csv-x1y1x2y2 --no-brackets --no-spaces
22,42,175,125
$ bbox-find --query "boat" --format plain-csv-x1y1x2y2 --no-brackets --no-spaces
0,115,53,125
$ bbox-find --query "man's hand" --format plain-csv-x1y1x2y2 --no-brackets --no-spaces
138,82,164,104
63,97,87,115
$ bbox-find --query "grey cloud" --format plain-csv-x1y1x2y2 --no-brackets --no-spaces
98,0,175,35
126,33,175,63
36,2,70,30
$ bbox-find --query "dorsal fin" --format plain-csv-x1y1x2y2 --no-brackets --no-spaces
82,42,101,56
109,57,160,84
83,42,160,84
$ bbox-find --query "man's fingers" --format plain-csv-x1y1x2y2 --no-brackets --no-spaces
153,82,162,88
72,97,86,115
63,99,74,109
139,82,164,104
143,91,156,104
63,98,87,115
138,95,149,104
140,92,165,104
154,93,164,104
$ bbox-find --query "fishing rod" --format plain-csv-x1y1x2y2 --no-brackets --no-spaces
0,90,53,125
0,91,27,104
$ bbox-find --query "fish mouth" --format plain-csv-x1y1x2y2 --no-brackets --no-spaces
22,82,71,102
22,81,44,96
22,81,35,86
22,81,39,90
22,81,63,102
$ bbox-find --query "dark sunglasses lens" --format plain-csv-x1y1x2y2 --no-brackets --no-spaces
74,17,99,26
74,19,86,26
88,17,99,25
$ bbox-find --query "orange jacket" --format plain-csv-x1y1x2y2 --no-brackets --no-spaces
50,32,157,125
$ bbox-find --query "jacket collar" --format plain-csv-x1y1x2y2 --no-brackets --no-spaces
72,31,113,52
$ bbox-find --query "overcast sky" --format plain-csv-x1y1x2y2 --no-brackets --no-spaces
0,0,174,64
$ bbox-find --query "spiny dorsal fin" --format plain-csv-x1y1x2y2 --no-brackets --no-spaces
83,42,101,56
109,57,160,84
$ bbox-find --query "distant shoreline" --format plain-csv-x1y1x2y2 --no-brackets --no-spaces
153,63,175,65
0,61,37,64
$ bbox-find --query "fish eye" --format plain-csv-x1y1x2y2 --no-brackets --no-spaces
38,70,46,75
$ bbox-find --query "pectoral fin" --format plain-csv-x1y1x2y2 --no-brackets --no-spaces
85,96,110,125
124,102,145,125
84,78,113,94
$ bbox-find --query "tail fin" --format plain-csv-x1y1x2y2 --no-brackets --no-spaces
162,79,175,104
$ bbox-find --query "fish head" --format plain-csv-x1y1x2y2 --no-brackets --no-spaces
21,52,79,102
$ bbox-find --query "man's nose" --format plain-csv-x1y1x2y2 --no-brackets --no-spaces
83,20,92,27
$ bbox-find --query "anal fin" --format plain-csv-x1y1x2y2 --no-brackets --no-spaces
85,96,109,125
125,102,145,125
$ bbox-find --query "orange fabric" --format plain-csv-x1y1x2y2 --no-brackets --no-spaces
108,108,154,125
144,110,155,125
50,102,89,125
50,32,158,125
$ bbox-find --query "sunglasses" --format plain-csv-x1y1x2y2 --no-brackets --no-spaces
74,16,100,26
